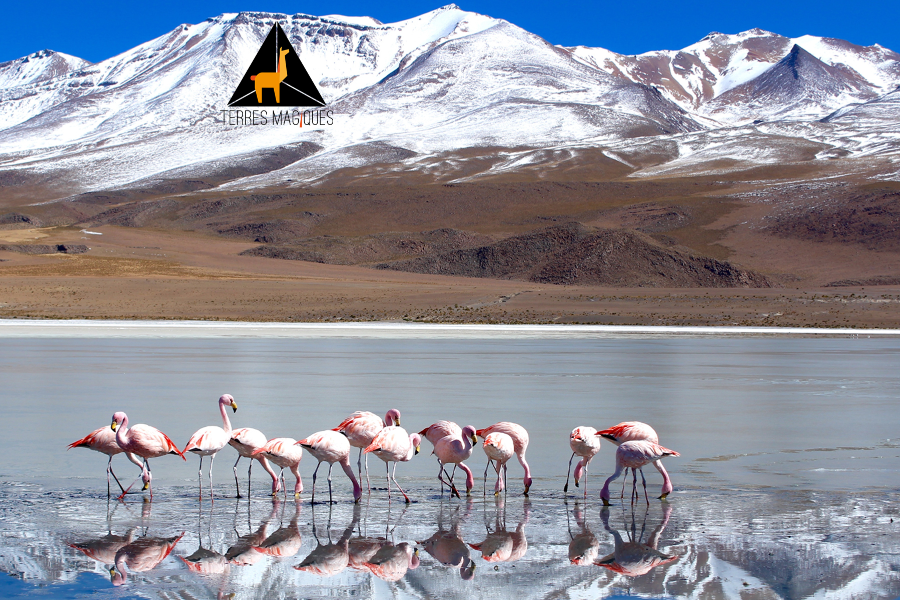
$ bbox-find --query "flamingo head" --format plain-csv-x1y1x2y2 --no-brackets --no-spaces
410,433,422,455
110,412,127,432
220,394,238,413
462,425,478,446
385,408,401,427
109,565,125,586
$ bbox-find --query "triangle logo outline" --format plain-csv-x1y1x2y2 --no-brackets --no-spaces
227,23,325,107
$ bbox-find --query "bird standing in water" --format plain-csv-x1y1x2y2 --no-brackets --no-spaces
110,411,185,500
183,394,238,501
363,426,420,503
600,440,680,505
68,427,144,498
476,422,533,495
296,431,361,504
564,426,601,497
333,409,401,492
481,432,514,495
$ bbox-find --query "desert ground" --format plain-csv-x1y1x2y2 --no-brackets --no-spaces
1,209,898,327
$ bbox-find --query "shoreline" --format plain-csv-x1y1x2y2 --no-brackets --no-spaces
1,318,898,338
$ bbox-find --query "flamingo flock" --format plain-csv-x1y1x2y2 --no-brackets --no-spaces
69,396,680,505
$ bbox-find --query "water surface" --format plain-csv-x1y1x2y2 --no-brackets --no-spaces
0,323,898,599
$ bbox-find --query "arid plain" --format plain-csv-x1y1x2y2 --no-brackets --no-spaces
2,170,899,327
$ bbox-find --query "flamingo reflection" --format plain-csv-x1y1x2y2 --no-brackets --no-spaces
226,499,278,566
418,500,476,580
109,532,184,585
294,504,360,576
180,502,228,574
468,496,529,563
255,498,303,558
594,504,678,576
566,501,600,566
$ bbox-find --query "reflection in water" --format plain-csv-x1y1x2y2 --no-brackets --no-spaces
419,499,477,580
225,498,277,566
12,485,897,599
595,503,679,576
566,501,600,566
110,532,183,585
294,504,359,576
469,496,529,563
180,502,228,575
255,498,303,558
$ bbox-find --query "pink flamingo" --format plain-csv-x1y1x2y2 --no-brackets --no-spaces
251,438,304,497
595,503,678,575
600,441,680,505
295,431,362,504
110,412,185,499
476,422,533,495
182,394,238,500
254,498,303,558
363,426,421,503
229,427,279,498
433,425,478,498
565,426,602,496
481,432,514,495
68,427,144,497
596,421,674,499
419,421,469,497
333,409,401,491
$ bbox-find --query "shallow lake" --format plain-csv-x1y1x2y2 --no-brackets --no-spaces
0,322,898,599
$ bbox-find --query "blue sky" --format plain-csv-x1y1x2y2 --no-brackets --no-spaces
3,0,899,64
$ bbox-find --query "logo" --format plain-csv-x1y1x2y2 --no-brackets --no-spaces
227,23,325,108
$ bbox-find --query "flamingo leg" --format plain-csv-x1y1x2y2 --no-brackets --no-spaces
209,453,216,503
583,463,588,498
326,462,335,504
386,460,392,501
503,463,508,496
438,464,460,499
247,459,253,498
233,455,243,499
640,468,649,504
197,455,203,500
631,468,639,505
364,451,370,494
483,459,491,496
106,456,127,497
564,452,575,494
311,462,321,504
391,461,410,503
495,460,503,495
281,469,287,500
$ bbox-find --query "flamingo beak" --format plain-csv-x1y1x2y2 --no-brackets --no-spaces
110,420,117,432
470,434,478,445
658,493,669,500
415,445,420,455
230,400,238,413
108,567,116,581
142,481,150,491
602,498,611,507
395,417,401,427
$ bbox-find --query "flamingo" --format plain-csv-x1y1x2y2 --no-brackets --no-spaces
596,421,673,499
295,431,362,504
251,438,304,497
182,394,238,501
229,427,279,498
363,426,421,503
69,528,137,565
226,502,279,566
333,409,401,491
110,412,185,499
476,422,533,495
419,421,468,497
600,441,680,505
564,426,602,497
68,427,144,497
433,425,478,498
481,432,514,495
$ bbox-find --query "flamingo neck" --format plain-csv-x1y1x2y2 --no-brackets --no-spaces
404,437,417,461
341,462,361,501
219,401,232,433
115,415,130,449
654,460,673,495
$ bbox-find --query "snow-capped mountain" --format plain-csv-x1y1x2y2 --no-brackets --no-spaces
0,5,897,200
568,29,900,124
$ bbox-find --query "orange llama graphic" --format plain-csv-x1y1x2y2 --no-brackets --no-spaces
250,47,290,103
